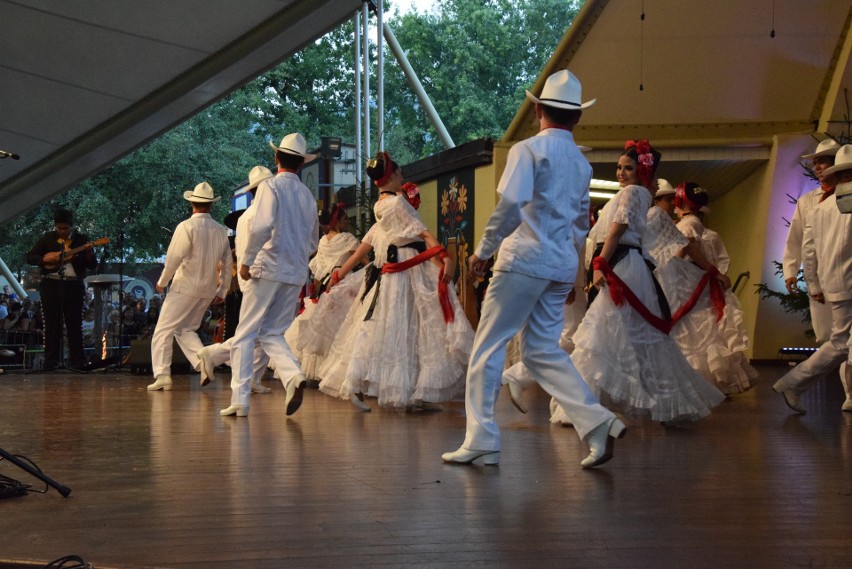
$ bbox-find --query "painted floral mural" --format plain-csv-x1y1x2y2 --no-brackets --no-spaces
438,172,475,280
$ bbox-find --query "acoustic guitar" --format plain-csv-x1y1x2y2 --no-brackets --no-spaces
45,237,110,270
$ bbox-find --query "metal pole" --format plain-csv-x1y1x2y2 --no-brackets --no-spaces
383,22,455,149
353,11,364,233
0,256,28,299
362,4,371,161
376,0,384,151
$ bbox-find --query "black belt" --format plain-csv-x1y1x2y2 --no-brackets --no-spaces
43,274,81,281
587,243,671,321
362,241,427,321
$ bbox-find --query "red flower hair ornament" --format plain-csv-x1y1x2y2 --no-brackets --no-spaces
624,139,657,188
402,182,421,210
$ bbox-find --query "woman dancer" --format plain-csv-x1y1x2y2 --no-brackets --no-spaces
672,183,756,393
318,151,474,411
285,203,367,381
571,140,724,425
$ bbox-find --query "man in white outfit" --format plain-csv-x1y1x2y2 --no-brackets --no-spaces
221,133,318,417
148,182,232,391
442,70,624,469
773,144,852,413
197,165,275,394
780,139,849,408
782,139,840,343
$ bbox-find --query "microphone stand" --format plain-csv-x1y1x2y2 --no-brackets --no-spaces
0,446,71,497
116,230,126,368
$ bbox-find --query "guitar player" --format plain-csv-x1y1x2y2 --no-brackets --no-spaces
26,208,98,372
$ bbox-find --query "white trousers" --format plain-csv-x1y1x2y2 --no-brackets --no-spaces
810,296,833,344
229,278,302,407
462,271,613,450
151,289,209,378
778,298,852,394
204,337,269,384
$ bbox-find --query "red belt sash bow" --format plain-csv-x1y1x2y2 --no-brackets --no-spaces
382,245,454,323
592,256,724,335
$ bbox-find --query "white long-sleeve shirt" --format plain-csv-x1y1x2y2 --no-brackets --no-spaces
475,128,590,283
158,213,232,299
701,228,730,274
242,171,319,285
802,193,852,301
782,187,826,281
234,201,258,289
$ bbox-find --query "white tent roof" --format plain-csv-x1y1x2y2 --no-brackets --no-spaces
0,0,362,225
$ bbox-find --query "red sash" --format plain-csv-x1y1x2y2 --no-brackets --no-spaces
382,245,454,323
592,256,725,334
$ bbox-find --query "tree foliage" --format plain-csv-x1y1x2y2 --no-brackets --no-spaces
0,0,581,274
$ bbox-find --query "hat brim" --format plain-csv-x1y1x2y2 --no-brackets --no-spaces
526,90,596,110
224,209,245,230
801,148,839,160
654,189,676,198
236,174,273,195
268,141,317,162
823,162,852,176
183,191,221,203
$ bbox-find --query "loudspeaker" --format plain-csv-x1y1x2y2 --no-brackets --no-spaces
128,338,194,375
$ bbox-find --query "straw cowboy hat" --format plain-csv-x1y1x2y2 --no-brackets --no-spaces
823,144,852,176
236,165,274,196
525,69,596,110
801,139,840,160
269,132,317,162
183,182,220,203
655,179,676,198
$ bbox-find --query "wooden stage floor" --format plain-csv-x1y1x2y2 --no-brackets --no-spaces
0,364,850,568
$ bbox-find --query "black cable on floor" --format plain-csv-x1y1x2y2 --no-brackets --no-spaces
42,555,94,569
0,452,48,497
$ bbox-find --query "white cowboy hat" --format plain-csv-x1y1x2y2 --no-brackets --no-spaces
526,69,596,110
183,182,220,203
236,165,274,195
835,181,852,214
269,132,317,162
655,179,675,198
801,139,840,160
823,144,852,175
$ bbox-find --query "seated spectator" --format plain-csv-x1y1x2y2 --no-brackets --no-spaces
82,308,96,348
3,302,30,332
120,306,140,346
133,298,148,329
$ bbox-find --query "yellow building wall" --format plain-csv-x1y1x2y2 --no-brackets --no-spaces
418,179,439,235
709,133,818,359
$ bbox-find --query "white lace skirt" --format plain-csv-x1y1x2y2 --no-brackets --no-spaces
284,270,364,381
572,250,725,422
656,258,756,395
318,249,473,409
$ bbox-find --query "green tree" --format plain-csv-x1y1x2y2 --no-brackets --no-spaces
0,1,581,272
382,0,583,160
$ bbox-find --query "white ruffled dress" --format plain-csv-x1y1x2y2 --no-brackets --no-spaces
571,185,725,423
318,195,474,409
285,231,362,381
675,215,756,394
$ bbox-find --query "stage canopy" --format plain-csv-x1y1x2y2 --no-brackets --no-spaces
0,0,362,225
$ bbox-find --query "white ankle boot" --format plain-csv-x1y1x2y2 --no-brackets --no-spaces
147,375,172,391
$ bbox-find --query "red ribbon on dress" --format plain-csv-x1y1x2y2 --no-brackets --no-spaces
593,256,725,334
592,256,672,334
670,266,725,325
382,245,454,323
